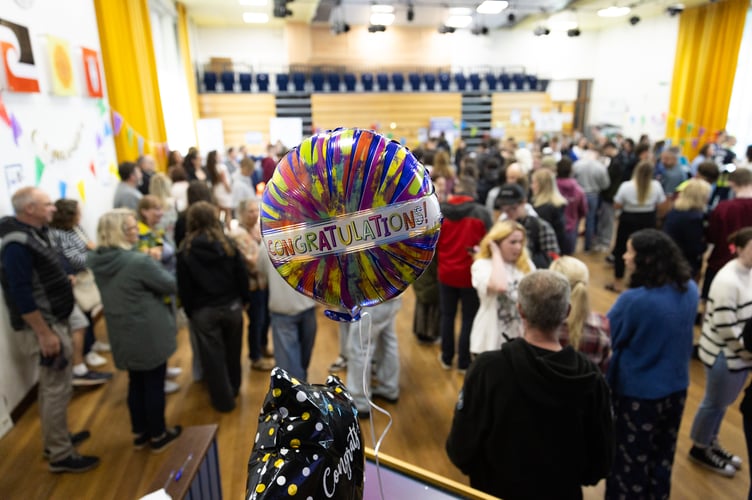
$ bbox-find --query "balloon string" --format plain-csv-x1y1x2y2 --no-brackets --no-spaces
358,311,393,500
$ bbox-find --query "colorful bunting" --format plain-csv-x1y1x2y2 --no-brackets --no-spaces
95,133,102,149
89,161,96,178
0,93,10,127
77,180,86,203
59,180,66,199
137,136,144,155
97,99,107,116
34,156,44,185
111,111,123,135
10,113,22,146
108,163,118,178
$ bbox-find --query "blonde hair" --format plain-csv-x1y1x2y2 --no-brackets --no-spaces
137,194,162,223
148,173,173,204
674,178,711,211
549,256,590,349
632,161,654,205
97,209,136,250
532,169,567,208
432,151,454,179
476,220,531,274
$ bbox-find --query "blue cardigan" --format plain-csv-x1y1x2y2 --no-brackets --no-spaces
606,282,698,399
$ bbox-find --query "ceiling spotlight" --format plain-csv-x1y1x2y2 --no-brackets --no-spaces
471,25,490,35
629,15,640,25
406,3,414,22
367,24,387,33
507,12,516,23
533,25,550,36
438,24,456,34
567,28,581,37
666,3,685,16
272,0,292,17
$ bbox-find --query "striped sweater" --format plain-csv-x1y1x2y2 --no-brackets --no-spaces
699,258,752,371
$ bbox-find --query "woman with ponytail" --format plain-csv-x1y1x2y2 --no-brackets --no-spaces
549,256,611,372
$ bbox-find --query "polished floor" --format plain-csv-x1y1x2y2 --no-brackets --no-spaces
0,248,749,499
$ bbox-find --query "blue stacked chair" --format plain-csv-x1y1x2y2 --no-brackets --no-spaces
221,71,235,92
499,73,512,91
539,79,550,92
376,73,389,91
276,73,289,92
423,73,436,91
239,73,252,92
526,75,539,91
328,73,341,92
408,73,421,91
361,73,374,91
454,73,467,91
512,73,525,90
312,72,325,92
392,73,405,91
344,73,357,91
203,71,218,92
292,72,306,91
469,73,481,91
438,72,451,91
485,73,497,91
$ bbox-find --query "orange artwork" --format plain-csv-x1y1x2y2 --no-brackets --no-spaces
0,18,40,93
47,35,76,96
81,47,103,98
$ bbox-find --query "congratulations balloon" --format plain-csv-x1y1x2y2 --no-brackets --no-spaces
261,128,441,321
246,368,364,500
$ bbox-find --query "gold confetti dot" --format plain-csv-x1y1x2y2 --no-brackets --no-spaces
327,404,334,411
274,459,284,468
290,439,301,448
256,484,266,493
335,387,342,393
288,484,298,495
268,428,275,436
301,412,310,421
291,378,300,385
262,453,270,462
273,388,282,397
265,415,271,422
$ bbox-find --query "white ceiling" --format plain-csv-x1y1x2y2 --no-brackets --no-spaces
180,0,712,32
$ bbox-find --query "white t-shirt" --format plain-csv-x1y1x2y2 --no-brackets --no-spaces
212,163,234,208
469,258,532,354
614,180,666,213
171,181,189,212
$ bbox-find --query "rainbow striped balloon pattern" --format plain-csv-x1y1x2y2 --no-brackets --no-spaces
261,128,441,321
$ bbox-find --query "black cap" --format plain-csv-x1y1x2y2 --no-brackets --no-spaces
496,183,525,206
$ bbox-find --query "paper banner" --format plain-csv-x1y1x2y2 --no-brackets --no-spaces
81,47,103,98
10,113,22,146
34,156,44,185
108,163,118,177
0,93,10,126
137,136,144,155
77,180,86,202
103,121,112,137
112,111,123,135
97,99,106,116
89,161,96,178
95,133,102,149
47,35,77,96
58,180,66,199
0,19,40,93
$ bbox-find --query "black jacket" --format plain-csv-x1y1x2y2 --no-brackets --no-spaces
446,338,614,500
176,234,251,317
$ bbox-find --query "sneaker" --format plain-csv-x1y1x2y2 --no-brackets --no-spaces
329,356,347,372
49,453,100,473
151,426,182,454
689,445,736,477
251,358,275,371
43,430,91,460
84,351,107,367
438,353,451,371
712,440,743,470
73,371,112,387
91,341,111,353
164,380,180,394
133,433,149,450
166,366,182,378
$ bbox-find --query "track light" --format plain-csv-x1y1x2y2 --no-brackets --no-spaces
567,28,581,37
629,15,640,25
273,0,292,17
368,24,386,33
533,25,550,36
666,4,684,16
471,26,489,35
407,3,414,22
438,24,456,34
507,12,516,23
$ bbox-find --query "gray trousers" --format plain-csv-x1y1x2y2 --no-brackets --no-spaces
596,200,616,249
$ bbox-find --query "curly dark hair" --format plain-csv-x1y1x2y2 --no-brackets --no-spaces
50,199,79,230
628,229,692,291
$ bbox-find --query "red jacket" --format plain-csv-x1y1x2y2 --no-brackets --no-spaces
437,195,492,288
706,198,752,272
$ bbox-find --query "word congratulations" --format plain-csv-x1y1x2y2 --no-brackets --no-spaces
322,423,361,498
265,195,441,262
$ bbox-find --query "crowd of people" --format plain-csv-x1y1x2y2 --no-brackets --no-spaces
2,129,752,500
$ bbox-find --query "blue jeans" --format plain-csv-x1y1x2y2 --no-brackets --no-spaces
271,308,317,381
690,352,750,446
247,288,270,361
439,283,479,370
584,192,600,251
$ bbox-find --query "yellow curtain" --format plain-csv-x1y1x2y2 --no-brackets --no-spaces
94,0,167,169
667,0,748,159
177,2,199,146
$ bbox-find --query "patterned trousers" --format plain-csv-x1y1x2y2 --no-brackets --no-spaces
606,390,687,500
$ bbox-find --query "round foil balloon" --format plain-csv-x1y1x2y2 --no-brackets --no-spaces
261,128,441,321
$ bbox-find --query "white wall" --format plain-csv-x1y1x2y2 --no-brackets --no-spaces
194,26,288,72
0,0,118,411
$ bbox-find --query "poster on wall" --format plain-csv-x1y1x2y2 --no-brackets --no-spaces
4,163,23,195
81,47,103,98
47,35,76,96
0,18,40,93
269,117,302,151
196,118,224,160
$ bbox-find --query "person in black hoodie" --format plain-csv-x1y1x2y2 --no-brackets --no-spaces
177,201,250,412
446,270,614,499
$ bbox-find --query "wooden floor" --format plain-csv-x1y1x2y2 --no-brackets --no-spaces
0,248,750,499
